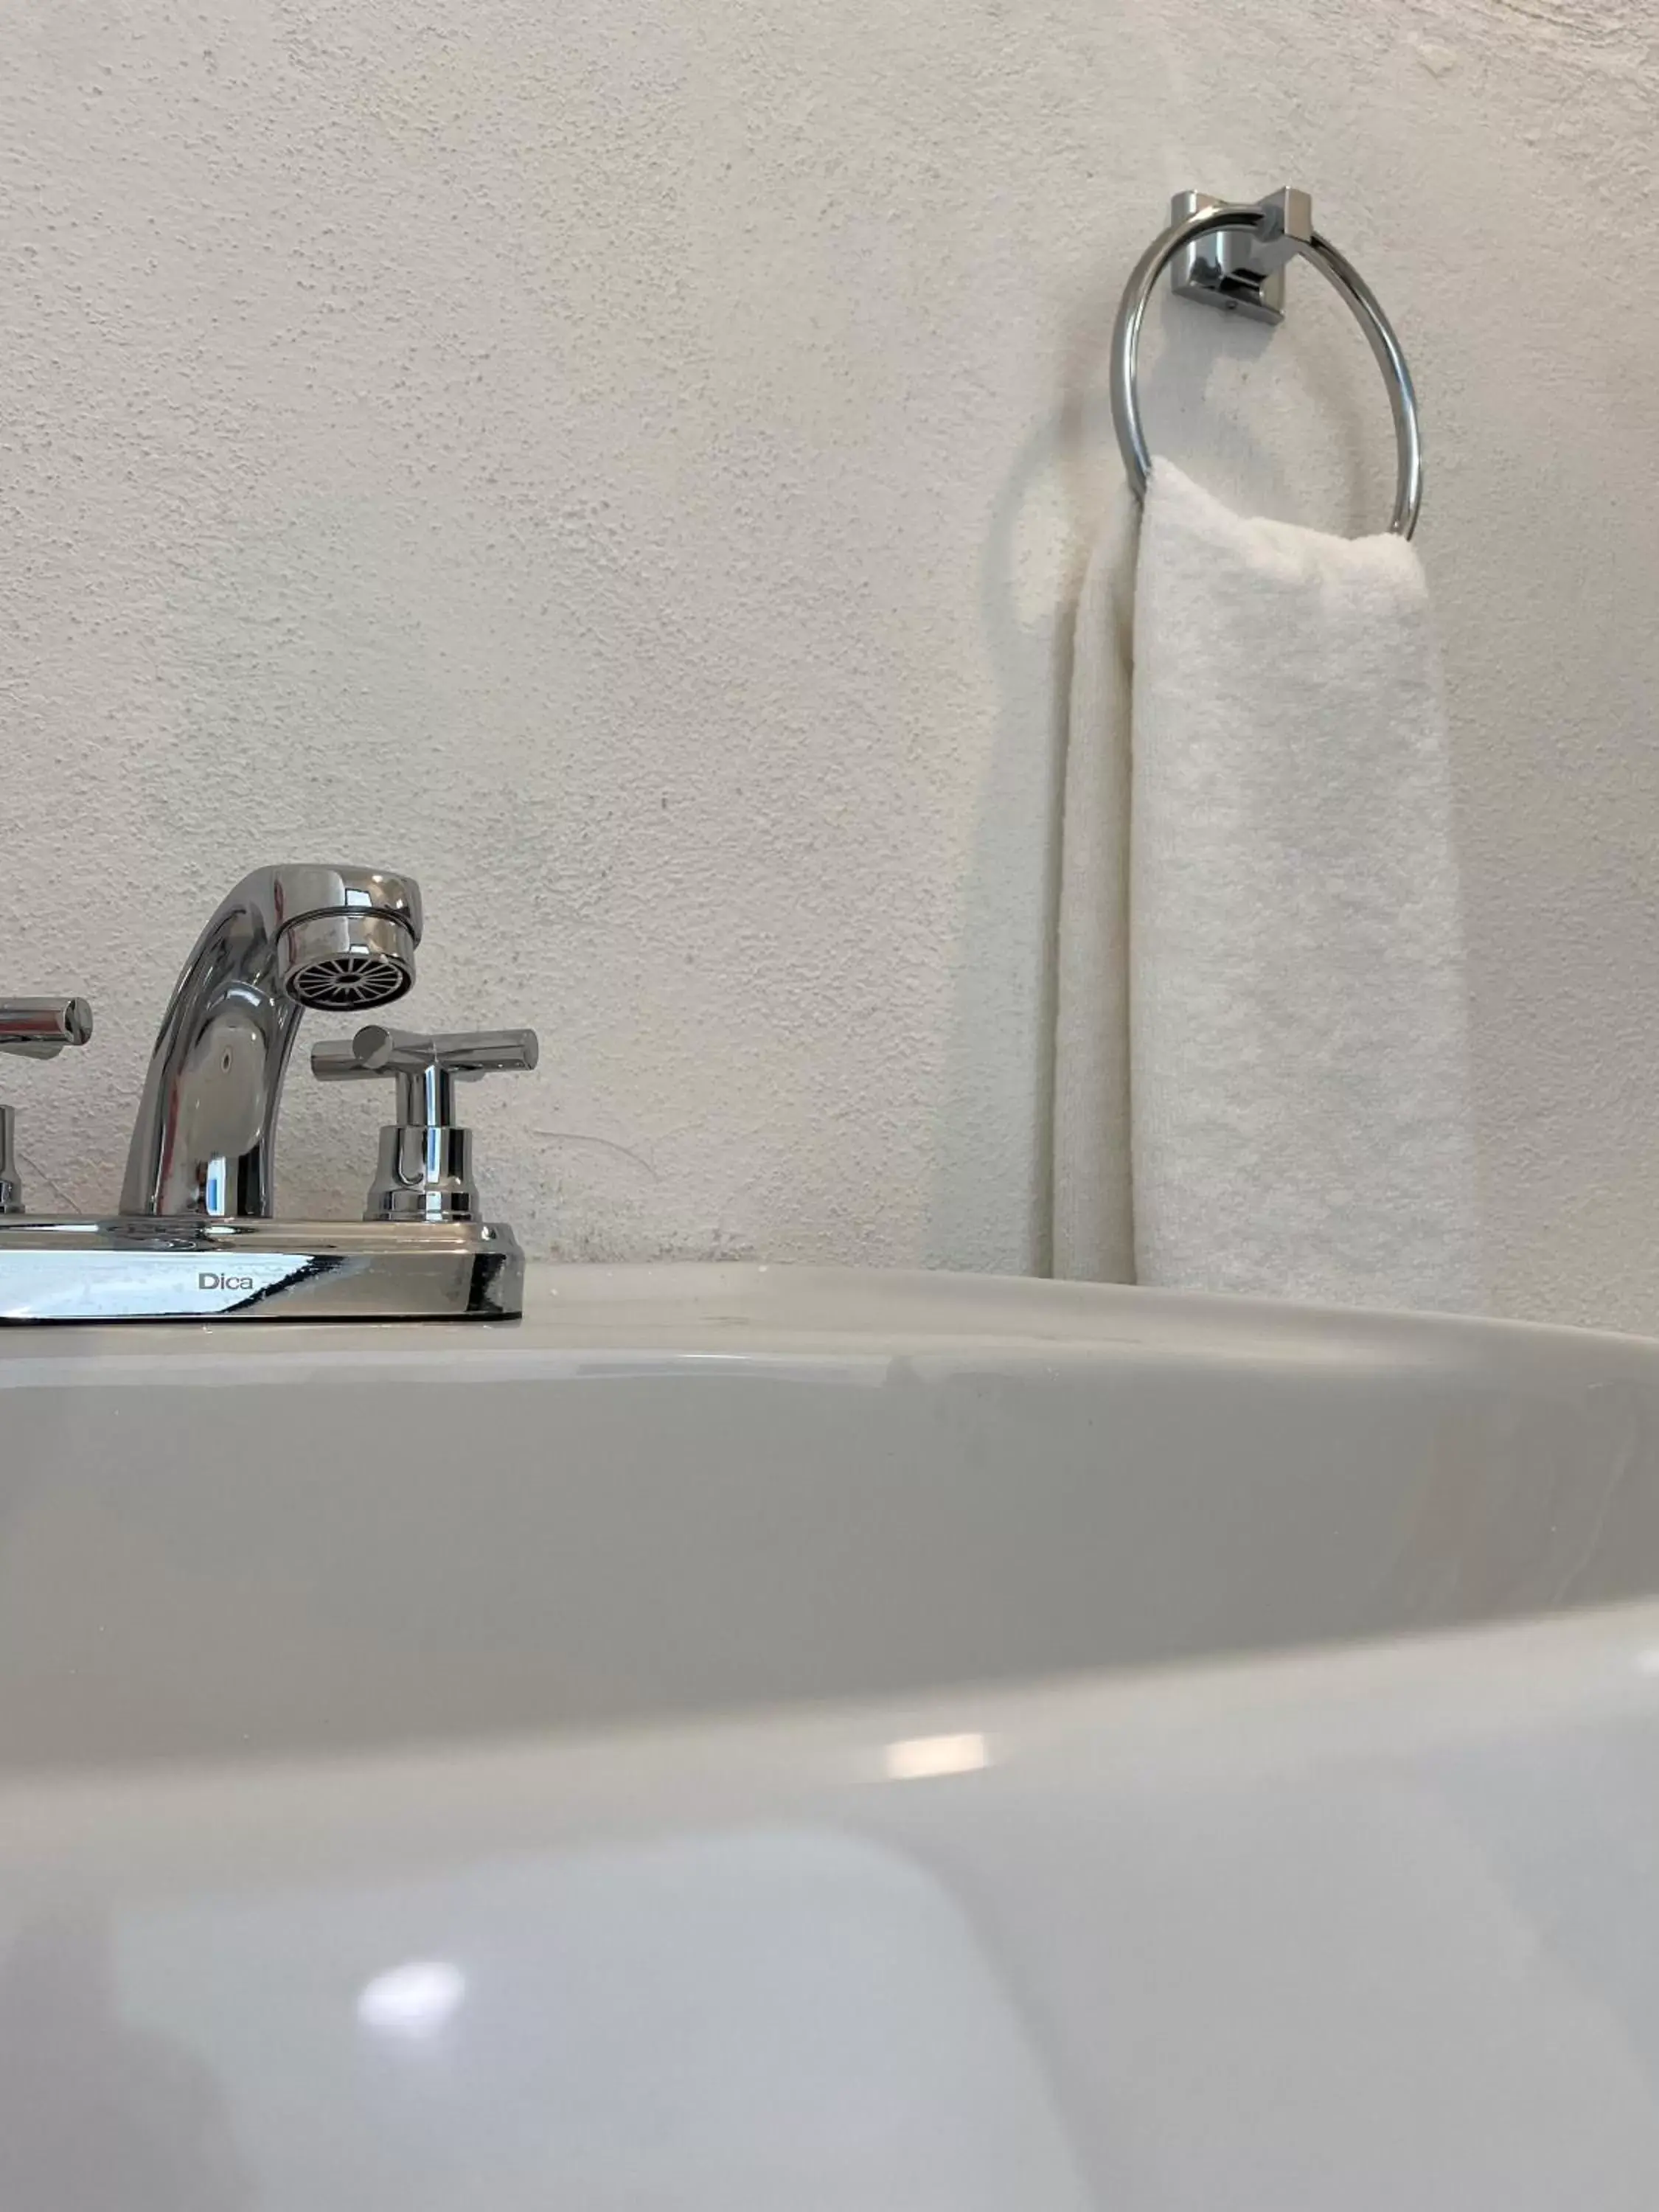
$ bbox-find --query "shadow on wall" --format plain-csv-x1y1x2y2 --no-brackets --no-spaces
926,261,1376,1273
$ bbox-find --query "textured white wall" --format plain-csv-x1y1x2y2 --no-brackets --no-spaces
2,1,1657,1324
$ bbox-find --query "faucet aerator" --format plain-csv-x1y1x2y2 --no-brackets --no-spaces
278,914,418,1012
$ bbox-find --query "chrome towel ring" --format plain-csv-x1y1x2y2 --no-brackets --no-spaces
1110,187,1423,539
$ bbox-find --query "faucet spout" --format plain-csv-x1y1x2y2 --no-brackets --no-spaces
120,865,422,1220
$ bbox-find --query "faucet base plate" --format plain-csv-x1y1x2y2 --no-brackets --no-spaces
0,1219,524,1323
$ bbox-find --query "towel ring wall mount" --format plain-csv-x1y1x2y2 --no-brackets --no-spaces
1110,187,1424,538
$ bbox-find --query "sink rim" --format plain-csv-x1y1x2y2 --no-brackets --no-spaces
0,1258,1652,1377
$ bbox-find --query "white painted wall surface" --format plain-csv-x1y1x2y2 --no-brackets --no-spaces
1,0,1656,1324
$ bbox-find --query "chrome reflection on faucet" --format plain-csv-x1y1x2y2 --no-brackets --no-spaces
0,866,537,1324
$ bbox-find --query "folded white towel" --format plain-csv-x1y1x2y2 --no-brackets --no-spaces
1051,481,1138,1282
1129,461,1483,1311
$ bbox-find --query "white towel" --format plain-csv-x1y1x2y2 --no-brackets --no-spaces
1052,481,1138,1281
1051,459,1483,1312
1129,460,1482,1311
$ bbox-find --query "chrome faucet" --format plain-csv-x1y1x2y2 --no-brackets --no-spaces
120,865,423,1219
0,862,535,1322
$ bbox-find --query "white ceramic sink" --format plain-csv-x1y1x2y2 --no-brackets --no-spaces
7,1265,1659,2208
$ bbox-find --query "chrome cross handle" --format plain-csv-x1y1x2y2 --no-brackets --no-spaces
312,1024,538,1122
312,1024,539,1223
0,997,93,1215
0,998,94,1062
